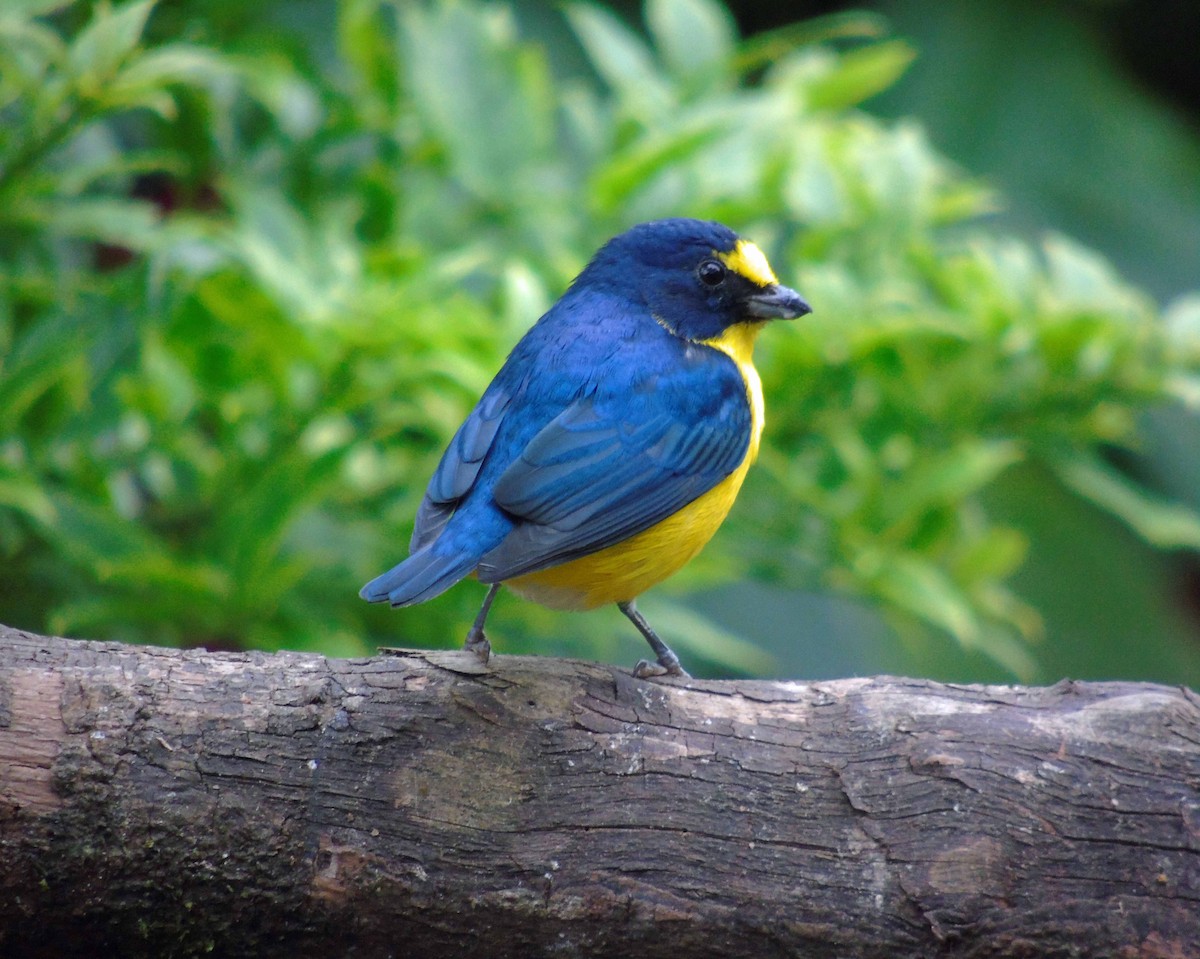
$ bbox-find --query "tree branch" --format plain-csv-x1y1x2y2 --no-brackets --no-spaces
1,624,1198,958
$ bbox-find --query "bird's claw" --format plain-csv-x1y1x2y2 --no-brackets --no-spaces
632,658,691,680
463,629,491,664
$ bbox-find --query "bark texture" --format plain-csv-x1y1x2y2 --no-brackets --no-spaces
0,623,1198,958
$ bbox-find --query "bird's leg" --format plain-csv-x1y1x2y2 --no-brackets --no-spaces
464,583,501,663
618,600,691,679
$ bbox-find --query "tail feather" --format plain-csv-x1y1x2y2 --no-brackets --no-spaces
360,548,477,607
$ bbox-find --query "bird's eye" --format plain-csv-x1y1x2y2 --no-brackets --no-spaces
697,259,726,287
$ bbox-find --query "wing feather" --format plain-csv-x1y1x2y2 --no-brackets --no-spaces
477,359,750,582
410,387,511,552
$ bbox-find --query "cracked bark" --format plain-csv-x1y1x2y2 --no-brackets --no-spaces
1,623,1198,959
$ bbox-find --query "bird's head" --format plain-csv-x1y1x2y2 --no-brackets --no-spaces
577,218,811,342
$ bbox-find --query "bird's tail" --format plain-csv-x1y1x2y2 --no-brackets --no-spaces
359,547,477,607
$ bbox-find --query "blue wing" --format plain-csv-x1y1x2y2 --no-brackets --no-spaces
409,386,511,552
476,353,751,582
364,383,515,608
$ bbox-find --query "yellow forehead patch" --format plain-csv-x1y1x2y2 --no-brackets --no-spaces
718,240,778,288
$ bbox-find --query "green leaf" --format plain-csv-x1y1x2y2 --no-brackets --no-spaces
1164,374,1200,412
645,0,735,83
0,18,64,80
0,0,74,18
1041,234,1147,315
336,0,395,115
94,555,233,602
1164,294,1200,352
954,527,1029,583
0,312,93,425
209,447,347,591
104,44,231,113
883,439,1024,525
0,475,57,526
67,0,156,94
399,2,554,203
53,146,184,197
734,11,889,74
1050,452,1200,551
230,53,323,140
870,553,981,647
804,39,917,111
10,196,163,251
41,489,159,570
588,115,725,211
566,3,671,115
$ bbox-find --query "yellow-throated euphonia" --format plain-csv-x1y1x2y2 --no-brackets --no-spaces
361,218,810,677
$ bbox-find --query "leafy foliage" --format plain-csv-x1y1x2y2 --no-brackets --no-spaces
2,0,1198,675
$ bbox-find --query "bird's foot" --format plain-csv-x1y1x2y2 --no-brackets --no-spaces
463,628,491,664
632,657,691,680
618,600,691,680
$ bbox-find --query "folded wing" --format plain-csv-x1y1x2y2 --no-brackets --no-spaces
409,387,511,552
477,366,750,582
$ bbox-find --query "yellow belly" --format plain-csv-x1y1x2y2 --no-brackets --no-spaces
507,322,766,612
506,455,753,610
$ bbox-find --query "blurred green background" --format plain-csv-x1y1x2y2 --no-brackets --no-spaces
2,0,1198,684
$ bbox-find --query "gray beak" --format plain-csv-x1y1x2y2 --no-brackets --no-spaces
744,283,812,320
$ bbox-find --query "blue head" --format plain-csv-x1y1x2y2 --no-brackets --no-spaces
574,218,811,341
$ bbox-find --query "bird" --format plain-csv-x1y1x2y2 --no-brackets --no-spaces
361,218,811,678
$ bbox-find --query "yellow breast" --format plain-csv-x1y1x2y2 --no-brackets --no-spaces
507,322,766,611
